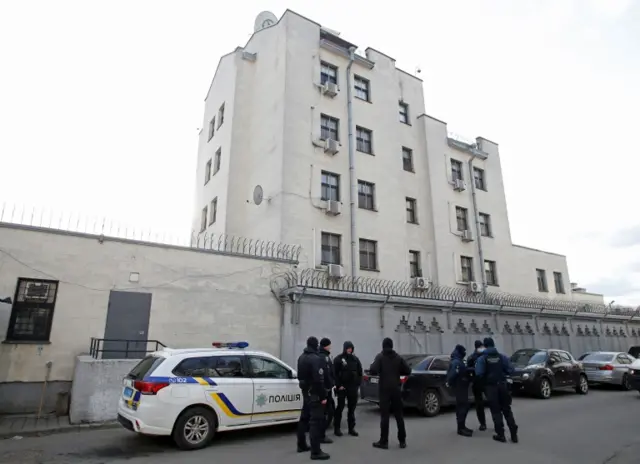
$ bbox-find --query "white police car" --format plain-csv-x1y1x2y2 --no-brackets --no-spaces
117,342,304,450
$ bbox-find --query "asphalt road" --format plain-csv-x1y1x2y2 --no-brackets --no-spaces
1,387,639,464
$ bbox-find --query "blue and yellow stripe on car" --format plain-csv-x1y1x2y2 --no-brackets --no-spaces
144,376,218,386
210,392,300,418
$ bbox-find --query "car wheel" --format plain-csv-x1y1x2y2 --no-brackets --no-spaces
576,374,589,395
537,378,552,399
418,389,441,417
621,374,631,391
173,407,217,451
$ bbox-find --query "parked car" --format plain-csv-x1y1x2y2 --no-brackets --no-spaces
628,346,640,359
629,358,640,393
509,348,588,399
360,353,476,417
578,351,635,390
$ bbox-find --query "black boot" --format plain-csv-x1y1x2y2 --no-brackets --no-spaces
372,441,389,449
348,429,359,437
493,434,507,443
457,428,473,437
399,441,407,449
321,436,333,444
310,451,330,460
297,443,311,453
479,424,487,431
334,429,343,436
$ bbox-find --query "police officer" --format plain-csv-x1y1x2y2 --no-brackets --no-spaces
370,338,411,450
475,337,519,444
333,341,363,437
466,340,487,431
318,338,335,444
296,336,331,460
446,344,473,437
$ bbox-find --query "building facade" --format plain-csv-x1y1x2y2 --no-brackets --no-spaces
193,9,603,304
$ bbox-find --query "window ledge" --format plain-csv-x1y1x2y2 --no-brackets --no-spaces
400,121,412,127
487,283,499,287
355,96,372,104
360,268,380,273
357,149,374,156
359,207,378,212
407,221,419,225
403,169,415,173
3,340,51,345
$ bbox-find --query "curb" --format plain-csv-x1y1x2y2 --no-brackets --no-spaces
0,421,119,440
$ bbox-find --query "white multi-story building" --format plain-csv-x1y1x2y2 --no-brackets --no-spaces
192,9,603,303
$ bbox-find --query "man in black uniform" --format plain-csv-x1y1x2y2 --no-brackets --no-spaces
445,344,473,437
333,341,363,437
466,340,487,431
296,336,330,460
318,338,335,444
369,337,411,450
475,337,519,444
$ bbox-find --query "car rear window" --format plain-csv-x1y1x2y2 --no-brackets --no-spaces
581,353,615,362
401,354,431,369
127,356,165,379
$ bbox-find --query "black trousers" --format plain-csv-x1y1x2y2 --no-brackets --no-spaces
379,389,406,444
454,382,470,429
297,395,325,454
472,381,486,426
334,388,358,431
323,394,335,435
485,383,518,437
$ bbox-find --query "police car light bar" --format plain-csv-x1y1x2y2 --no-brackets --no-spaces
211,341,249,349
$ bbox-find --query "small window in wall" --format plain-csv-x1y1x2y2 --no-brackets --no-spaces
200,205,208,232
321,171,340,202
409,250,422,278
320,114,339,141
204,159,212,185
359,239,378,271
451,159,463,181
479,213,492,237
321,232,341,265
6,278,59,342
402,147,414,172
213,148,221,175
354,75,370,101
553,272,565,294
461,256,474,282
399,101,409,124
358,180,375,210
536,269,548,292
209,198,217,225
485,260,498,286
208,118,215,141
456,206,469,231
356,126,373,154
320,62,338,85
217,103,225,128
406,198,417,224
473,167,486,190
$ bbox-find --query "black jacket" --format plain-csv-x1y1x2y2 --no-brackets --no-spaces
297,347,327,400
369,347,411,392
333,341,363,390
318,347,335,389
466,350,482,368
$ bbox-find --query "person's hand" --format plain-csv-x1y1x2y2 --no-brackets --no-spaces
445,383,450,388
339,386,345,390
321,399,327,405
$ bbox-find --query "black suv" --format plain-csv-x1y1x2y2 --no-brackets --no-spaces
509,348,589,399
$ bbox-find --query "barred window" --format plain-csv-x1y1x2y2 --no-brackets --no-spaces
6,278,59,342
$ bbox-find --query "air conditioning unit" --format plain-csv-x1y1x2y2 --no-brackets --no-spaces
327,264,345,278
24,282,51,300
453,179,466,191
324,138,339,155
461,229,473,242
322,82,339,97
468,281,482,293
413,277,429,290
325,200,341,216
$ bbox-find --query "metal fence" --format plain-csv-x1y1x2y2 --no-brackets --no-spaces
272,269,639,316
89,337,166,360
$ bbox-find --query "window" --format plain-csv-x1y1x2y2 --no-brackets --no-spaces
358,180,375,210
200,205,208,232
536,269,548,292
204,159,212,185
406,197,417,223
359,239,378,271
409,250,421,278
473,167,486,190
321,171,340,202
354,75,370,101
213,355,247,377
248,356,290,379
461,256,474,282
455,206,468,231
356,126,372,154
399,101,409,124
479,213,492,237
320,114,339,141
208,118,215,141
402,147,413,172
213,148,221,175
553,272,565,294
485,260,498,286
451,159,463,181
320,61,338,85
6,278,59,342
172,357,216,377
217,103,225,128
617,355,632,365
209,198,217,225
558,352,572,363
321,232,341,265
429,358,450,371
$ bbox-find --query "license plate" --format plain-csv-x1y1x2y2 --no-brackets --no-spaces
370,377,378,384
123,387,133,398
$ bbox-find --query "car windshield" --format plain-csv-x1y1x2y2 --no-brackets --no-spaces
510,350,547,366
581,353,615,362
400,354,431,369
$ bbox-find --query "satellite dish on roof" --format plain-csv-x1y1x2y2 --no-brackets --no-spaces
254,11,277,32
253,185,264,205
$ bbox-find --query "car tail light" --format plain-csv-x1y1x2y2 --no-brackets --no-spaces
363,374,369,382
400,376,408,384
599,364,614,371
134,380,169,395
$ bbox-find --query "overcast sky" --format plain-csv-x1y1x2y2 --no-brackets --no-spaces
1,0,638,305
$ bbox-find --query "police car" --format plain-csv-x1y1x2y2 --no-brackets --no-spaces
117,342,303,450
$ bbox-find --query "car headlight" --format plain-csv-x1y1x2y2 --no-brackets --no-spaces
522,373,530,380
631,369,638,375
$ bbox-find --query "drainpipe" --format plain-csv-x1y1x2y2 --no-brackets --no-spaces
468,155,487,295
346,46,358,278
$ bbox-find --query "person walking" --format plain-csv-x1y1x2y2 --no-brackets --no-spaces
466,340,487,431
475,337,519,444
333,341,363,437
296,336,331,460
318,338,335,444
446,344,473,437
369,337,411,450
